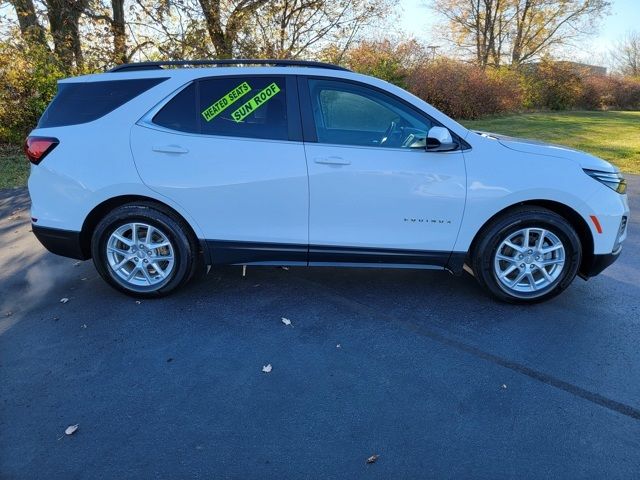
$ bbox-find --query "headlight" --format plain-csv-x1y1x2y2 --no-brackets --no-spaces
583,169,627,194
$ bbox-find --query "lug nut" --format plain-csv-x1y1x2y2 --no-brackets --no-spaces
133,257,139,262
520,263,525,268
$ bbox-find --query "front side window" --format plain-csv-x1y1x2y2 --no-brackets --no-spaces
153,76,288,141
308,79,432,148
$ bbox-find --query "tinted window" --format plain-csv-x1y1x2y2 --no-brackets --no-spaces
39,78,167,128
308,79,432,148
152,82,198,133
153,76,288,141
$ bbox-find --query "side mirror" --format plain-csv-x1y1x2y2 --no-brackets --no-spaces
426,126,457,152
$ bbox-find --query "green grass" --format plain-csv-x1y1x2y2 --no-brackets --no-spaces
462,111,640,174
0,144,28,189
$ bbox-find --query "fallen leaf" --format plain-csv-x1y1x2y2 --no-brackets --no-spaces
281,317,292,326
280,266,289,271
73,261,81,267
135,300,141,305
81,277,87,281
501,384,507,389
366,454,379,464
81,324,87,329
60,298,69,304
336,344,341,349
65,424,79,435
262,364,272,373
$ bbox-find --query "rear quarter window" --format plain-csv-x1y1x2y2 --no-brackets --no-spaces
38,78,167,128
152,76,288,141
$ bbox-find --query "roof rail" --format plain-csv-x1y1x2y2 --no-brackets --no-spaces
108,59,350,73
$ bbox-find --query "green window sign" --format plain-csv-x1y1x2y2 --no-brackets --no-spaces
231,82,281,123
201,81,251,122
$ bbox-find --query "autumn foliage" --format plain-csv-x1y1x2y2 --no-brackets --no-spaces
2,37,640,144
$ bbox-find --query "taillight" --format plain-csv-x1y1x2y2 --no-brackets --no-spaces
24,136,59,165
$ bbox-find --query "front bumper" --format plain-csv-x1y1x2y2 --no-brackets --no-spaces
32,224,89,260
579,246,623,279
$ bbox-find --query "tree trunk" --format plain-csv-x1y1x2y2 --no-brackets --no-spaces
10,0,49,47
111,0,127,64
46,0,87,69
198,0,269,58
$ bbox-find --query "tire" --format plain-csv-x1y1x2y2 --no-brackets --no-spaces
471,206,582,304
91,202,200,298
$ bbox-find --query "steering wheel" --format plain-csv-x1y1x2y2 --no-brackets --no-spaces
379,120,397,146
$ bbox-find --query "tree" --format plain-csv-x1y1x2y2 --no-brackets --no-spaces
432,0,611,68
45,0,90,68
613,31,640,77
433,0,508,68
197,0,269,58
8,0,49,46
509,0,610,65
84,0,128,64
240,0,393,60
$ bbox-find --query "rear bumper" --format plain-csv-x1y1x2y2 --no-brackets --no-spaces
579,246,622,279
32,224,88,260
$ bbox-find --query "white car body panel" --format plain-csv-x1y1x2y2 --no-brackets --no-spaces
130,124,309,246
305,143,466,251
27,64,630,282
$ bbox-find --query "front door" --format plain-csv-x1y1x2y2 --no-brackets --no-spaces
301,77,466,267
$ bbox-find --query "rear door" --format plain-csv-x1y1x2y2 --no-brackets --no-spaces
130,74,309,264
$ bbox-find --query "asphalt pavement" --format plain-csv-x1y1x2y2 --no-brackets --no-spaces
1,177,639,479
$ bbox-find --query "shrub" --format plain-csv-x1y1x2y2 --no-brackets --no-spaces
338,38,430,89
522,59,584,110
405,59,523,119
577,74,640,110
579,74,613,109
0,40,66,144
608,75,640,109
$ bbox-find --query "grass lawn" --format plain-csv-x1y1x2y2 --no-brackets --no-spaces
0,144,28,190
462,111,640,174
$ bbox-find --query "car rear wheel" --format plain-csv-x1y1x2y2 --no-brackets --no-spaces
91,203,200,297
471,206,582,303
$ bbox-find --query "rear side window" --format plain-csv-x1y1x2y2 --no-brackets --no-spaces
152,76,288,141
152,82,198,133
38,78,167,128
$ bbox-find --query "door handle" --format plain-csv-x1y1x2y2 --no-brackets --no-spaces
313,156,351,165
152,145,189,154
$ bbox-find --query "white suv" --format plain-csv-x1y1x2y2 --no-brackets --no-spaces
26,59,629,303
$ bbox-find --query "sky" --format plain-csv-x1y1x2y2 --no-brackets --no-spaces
398,0,640,64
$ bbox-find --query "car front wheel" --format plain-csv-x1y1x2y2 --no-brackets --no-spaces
471,207,582,303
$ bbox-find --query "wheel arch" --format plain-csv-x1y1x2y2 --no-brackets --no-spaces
79,195,208,262
468,199,594,275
